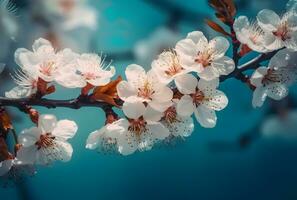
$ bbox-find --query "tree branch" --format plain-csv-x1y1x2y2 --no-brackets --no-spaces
0,96,112,110
220,49,282,82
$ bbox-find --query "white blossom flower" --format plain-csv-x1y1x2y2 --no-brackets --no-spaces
86,123,121,154
56,53,115,88
40,0,97,31
17,114,78,165
151,50,189,85
175,74,228,128
109,100,170,156
257,9,297,51
233,16,270,53
15,38,59,82
175,31,235,81
117,64,173,112
251,49,297,108
161,103,194,138
5,69,38,98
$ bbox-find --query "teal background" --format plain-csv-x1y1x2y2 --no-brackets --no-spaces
1,0,297,200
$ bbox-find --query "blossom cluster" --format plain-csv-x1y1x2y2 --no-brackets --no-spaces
1,0,297,180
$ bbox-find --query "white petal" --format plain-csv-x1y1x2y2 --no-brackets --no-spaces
209,37,230,58
0,159,13,176
252,86,268,108
257,9,280,32
5,86,34,99
198,78,219,91
18,127,40,147
203,90,228,111
143,105,164,122
151,86,173,102
250,67,268,87
116,81,137,101
38,114,57,133
186,31,206,44
264,34,284,50
123,100,145,119
147,122,170,140
233,16,250,44
32,38,52,52
176,95,195,117
194,105,217,128
16,146,37,165
198,66,218,81
164,115,194,137
56,141,73,162
86,128,105,150
211,56,235,76
266,83,289,100
175,38,197,56
52,120,78,141
125,64,146,85
148,100,173,112
175,73,198,94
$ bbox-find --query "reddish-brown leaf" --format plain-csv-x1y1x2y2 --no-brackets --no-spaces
208,0,236,24
0,111,12,131
92,76,123,107
206,19,231,36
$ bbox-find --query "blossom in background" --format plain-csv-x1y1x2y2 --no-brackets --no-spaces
39,0,97,31
175,74,228,128
161,103,194,138
257,9,297,51
251,49,297,107
175,31,235,81
0,0,18,63
261,109,297,139
151,50,189,85
117,64,173,112
134,27,181,68
233,16,269,53
17,114,77,165
56,53,115,88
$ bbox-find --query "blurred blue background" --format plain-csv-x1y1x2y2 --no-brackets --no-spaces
1,0,297,200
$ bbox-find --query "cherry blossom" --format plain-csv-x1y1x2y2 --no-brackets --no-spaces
233,16,270,53
175,74,228,128
117,64,173,112
161,103,194,138
56,53,115,88
251,49,297,108
112,100,170,155
17,114,78,165
257,9,297,51
86,123,120,154
175,31,235,81
151,50,189,85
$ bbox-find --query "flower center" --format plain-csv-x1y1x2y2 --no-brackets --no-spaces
164,52,183,77
137,81,155,100
82,72,98,80
128,117,147,137
273,22,290,41
163,106,179,124
60,0,75,13
39,61,56,77
35,133,56,150
195,51,212,68
191,89,205,106
262,69,282,86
